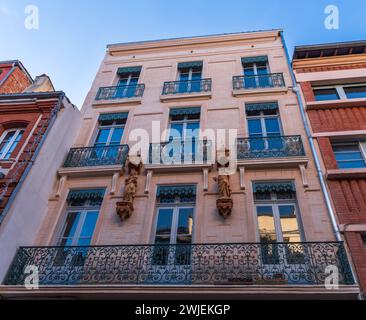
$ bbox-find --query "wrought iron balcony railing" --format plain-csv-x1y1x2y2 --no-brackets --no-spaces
233,73,285,90
162,79,212,95
4,242,354,286
63,145,129,168
95,84,145,100
149,140,212,165
237,135,305,159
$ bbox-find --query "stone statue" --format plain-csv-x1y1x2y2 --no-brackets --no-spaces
214,174,233,219
214,175,231,198
116,155,142,221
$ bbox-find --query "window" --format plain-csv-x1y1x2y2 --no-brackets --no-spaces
253,182,303,265
58,189,105,246
116,67,141,98
313,83,366,101
167,108,200,163
246,103,282,150
313,88,340,101
94,117,126,147
177,62,202,93
344,85,366,99
153,185,196,266
0,128,25,160
332,141,366,169
242,56,270,88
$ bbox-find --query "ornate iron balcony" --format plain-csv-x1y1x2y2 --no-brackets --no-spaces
63,145,129,168
162,79,212,95
237,135,305,159
149,140,212,165
233,73,285,90
4,242,354,286
95,84,145,100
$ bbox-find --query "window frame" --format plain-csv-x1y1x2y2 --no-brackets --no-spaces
313,83,366,101
93,119,126,147
246,109,283,138
57,201,101,247
152,196,196,245
254,190,304,243
0,128,25,160
167,113,200,142
332,141,366,169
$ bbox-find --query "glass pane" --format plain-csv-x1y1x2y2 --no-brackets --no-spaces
265,118,281,134
77,238,92,246
248,119,263,135
4,130,24,158
60,212,81,245
79,211,99,239
169,123,183,141
95,128,111,145
177,208,194,235
344,86,366,99
0,131,16,157
278,205,301,243
337,161,366,169
110,127,124,144
313,88,339,101
155,208,174,236
332,144,359,152
334,151,363,161
257,206,277,242
185,122,200,139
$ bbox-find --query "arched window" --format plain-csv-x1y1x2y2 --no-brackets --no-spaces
0,128,25,159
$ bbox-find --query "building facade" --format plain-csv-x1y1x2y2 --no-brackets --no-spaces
0,65,81,285
0,31,359,299
0,60,33,94
293,41,366,297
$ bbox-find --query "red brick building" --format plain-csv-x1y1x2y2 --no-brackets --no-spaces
0,60,33,94
293,41,366,296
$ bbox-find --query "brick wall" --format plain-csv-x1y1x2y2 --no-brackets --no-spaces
345,232,366,292
308,107,366,133
300,81,315,102
0,67,32,94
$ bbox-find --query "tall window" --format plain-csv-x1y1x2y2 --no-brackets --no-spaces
332,141,366,169
0,128,25,160
177,61,202,93
242,56,269,88
94,113,127,147
254,182,303,265
58,189,105,246
246,103,282,150
313,83,366,101
167,108,200,163
116,66,141,98
153,185,196,266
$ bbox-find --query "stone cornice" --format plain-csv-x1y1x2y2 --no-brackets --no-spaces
107,30,281,55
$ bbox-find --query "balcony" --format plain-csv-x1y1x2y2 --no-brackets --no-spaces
232,73,287,96
146,140,212,172
4,242,354,286
93,84,145,106
160,79,212,102
236,135,307,168
63,145,129,168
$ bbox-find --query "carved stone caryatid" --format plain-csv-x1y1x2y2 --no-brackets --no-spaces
116,155,142,221
213,174,233,219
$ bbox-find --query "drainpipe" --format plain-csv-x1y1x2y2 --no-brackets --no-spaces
0,92,65,224
279,31,361,297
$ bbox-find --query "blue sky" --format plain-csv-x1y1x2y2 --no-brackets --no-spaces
0,0,365,107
